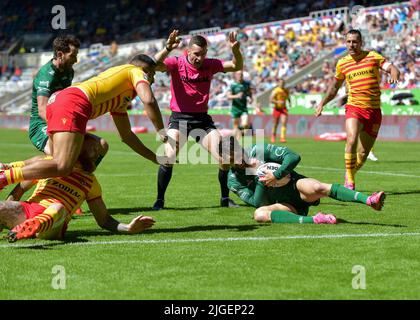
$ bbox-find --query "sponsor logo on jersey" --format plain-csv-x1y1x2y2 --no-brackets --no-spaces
51,181,82,199
348,69,375,80
274,147,285,157
180,75,210,83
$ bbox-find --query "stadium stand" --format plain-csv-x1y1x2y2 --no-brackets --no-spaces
0,0,418,114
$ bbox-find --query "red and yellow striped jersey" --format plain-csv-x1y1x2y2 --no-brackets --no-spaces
27,167,102,215
74,64,149,119
335,51,386,109
271,87,289,110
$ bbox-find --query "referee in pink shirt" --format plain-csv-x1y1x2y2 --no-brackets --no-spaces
153,30,244,210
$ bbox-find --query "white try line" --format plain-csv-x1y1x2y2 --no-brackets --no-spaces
2,232,420,249
299,166,420,179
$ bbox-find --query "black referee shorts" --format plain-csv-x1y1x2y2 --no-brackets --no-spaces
168,112,217,142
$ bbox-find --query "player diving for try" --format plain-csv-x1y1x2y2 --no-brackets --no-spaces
219,137,386,224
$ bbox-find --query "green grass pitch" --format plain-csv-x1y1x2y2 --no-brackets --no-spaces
1,128,420,299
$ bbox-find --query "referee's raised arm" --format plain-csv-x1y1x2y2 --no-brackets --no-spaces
222,31,243,73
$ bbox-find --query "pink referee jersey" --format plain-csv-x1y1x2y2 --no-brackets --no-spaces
164,52,224,113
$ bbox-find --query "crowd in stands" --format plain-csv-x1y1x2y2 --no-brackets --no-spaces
0,0,418,112
0,0,399,52
293,2,419,95
148,1,419,111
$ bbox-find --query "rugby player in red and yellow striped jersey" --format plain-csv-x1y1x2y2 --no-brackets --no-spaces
0,135,155,242
315,30,400,190
0,54,169,192
270,79,290,143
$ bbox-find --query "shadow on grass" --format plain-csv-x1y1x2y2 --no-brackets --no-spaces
11,224,267,250
144,223,266,234
375,160,420,164
386,190,420,196
106,205,228,215
336,218,407,228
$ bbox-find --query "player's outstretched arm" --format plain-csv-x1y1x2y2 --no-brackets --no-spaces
228,178,267,208
112,113,159,164
315,77,344,117
5,180,37,201
223,31,243,72
88,197,155,234
136,81,167,142
154,29,181,72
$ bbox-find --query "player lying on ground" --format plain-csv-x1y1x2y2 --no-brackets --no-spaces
2,134,108,203
219,137,386,224
0,135,155,242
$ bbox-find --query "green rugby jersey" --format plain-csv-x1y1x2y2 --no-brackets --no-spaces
30,59,74,125
230,80,251,110
227,143,301,207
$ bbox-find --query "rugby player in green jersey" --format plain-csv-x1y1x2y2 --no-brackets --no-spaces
219,137,386,225
227,70,253,140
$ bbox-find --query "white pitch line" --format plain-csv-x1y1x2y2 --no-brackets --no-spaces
2,232,420,249
97,166,420,178
299,165,420,178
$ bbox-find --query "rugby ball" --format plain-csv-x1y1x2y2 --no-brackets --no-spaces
256,162,291,187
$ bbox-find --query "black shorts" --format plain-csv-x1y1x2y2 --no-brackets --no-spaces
168,112,217,141
268,172,320,216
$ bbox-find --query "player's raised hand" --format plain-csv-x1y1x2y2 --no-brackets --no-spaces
228,31,240,50
166,29,181,51
127,215,156,234
315,103,324,117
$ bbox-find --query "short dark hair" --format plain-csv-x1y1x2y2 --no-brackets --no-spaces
346,29,363,40
189,35,207,48
130,54,157,67
53,35,80,58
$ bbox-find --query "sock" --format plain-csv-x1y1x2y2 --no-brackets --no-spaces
271,210,314,224
355,153,365,172
157,165,173,201
3,168,25,186
329,183,368,204
35,206,66,234
280,126,286,139
8,161,25,168
218,169,230,198
344,152,357,183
